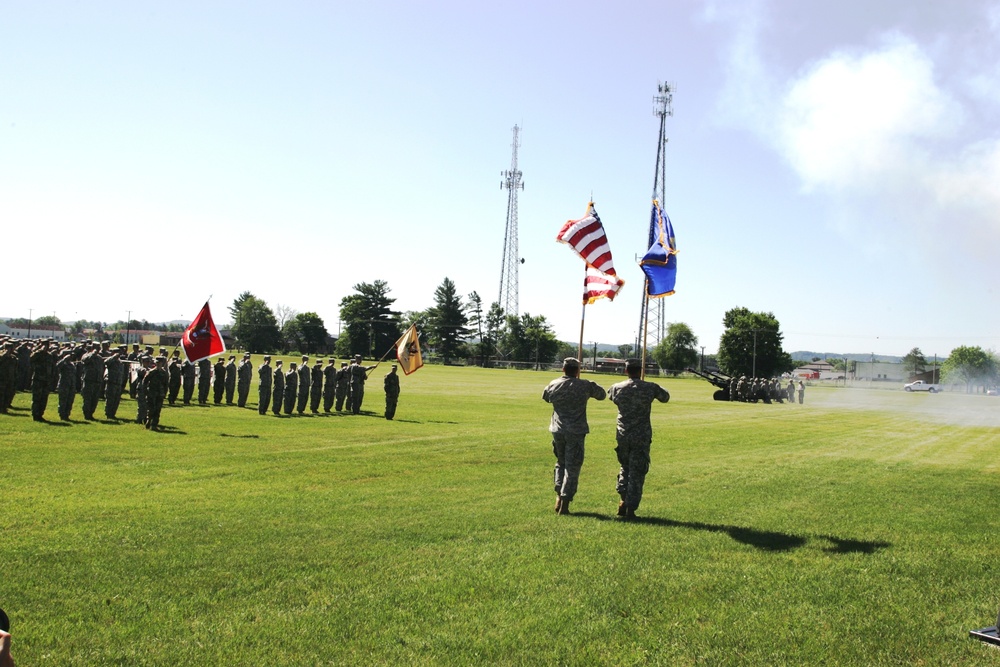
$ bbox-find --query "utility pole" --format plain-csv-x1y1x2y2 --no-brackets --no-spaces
498,125,524,320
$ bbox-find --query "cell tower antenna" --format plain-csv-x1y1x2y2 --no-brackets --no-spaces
636,82,674,354
498,124,524,318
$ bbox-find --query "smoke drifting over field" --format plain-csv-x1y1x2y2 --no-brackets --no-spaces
809,385,1000,428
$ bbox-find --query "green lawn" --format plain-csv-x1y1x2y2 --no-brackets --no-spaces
3,365,1000,665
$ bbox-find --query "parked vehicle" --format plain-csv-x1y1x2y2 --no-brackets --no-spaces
903,380,942,393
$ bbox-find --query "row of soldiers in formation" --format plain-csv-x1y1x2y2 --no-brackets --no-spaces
0,336,403,427
728,376,805,404
0,337,171,429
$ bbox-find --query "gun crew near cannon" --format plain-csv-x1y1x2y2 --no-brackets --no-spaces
687,368,802,404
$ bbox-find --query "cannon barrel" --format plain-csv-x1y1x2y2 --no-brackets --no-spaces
686,367,732,401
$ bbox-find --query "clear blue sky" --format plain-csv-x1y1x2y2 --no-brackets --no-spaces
2,1,998,358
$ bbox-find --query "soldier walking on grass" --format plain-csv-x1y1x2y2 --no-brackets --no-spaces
608,359,670,521
542,357,606,515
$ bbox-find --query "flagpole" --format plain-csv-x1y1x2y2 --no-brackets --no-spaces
577,265,587,363
640,281,651,380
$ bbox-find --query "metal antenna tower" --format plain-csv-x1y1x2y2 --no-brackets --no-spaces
637,82,674,354
498,124,524,318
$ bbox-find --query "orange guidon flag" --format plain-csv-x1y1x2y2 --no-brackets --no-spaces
395,324,424,375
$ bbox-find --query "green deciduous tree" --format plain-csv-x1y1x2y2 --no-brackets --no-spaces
336,281,402,359
901,347,927,376
501,313,559,367
427,277,469,365
717,307,793,377
651,322,699,373
288,312,329,354
231,295,282,354
942,345,998,392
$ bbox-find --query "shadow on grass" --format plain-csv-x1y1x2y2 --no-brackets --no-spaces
153,426,187,435
220,433,260,439
574,512,890,555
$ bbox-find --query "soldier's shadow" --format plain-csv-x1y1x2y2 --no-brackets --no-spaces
574,513,890,555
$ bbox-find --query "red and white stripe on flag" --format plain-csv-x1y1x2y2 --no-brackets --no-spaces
556,208,618,276
583,267,625,305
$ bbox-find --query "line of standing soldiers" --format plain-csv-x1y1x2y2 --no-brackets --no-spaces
0,337,170,429
727,376,803,404
254,353,380,417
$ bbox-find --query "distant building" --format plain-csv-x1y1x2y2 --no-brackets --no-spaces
0,323,68,341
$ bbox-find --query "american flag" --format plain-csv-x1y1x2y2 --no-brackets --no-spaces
556,203,619,276
583,267,625,305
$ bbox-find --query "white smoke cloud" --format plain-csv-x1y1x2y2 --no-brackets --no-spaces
777,35,961,193
712,7,1000,263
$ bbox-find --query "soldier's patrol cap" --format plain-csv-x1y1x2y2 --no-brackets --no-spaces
327,358,336,364
101,339,111,345
263,355,271,360
625,358,642,371
228,355,235,360
562,357,581,370
275,359,282,365
243,353,250,358
302,355,309,360
341,362,348,367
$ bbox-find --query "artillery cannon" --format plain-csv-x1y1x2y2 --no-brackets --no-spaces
686,367,732,401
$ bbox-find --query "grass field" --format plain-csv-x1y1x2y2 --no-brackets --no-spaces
4,363,1000,665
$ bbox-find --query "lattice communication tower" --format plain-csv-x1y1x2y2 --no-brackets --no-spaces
498,125,524,318
636,82,674,354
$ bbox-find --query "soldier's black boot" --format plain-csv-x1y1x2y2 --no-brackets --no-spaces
617,500,628,518
554,497,562,514
557,497,571,515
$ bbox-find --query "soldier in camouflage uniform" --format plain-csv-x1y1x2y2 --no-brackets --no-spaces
135,356,151,424
271,360,284,415
103,347,125,420
323,358,337,413
80,342,105,420
257,356,272,415
283,362,298,415
213,357,226,404
143,356,170,430
197,358,212,404
296,355,311,414
181,357,196,404
167,351,182,405
542,357,607,515
335,362,350,412
383,364,399,420
237,353,252,407
0,341,18,413
309,358,324,414
224,355,237,405
348,355,377,414
608,358,670,520
56,347,83,421
30,339,54,422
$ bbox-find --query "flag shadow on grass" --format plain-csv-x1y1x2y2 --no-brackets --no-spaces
575,513,890,555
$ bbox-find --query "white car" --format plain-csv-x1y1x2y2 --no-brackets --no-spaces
904,380,941,393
